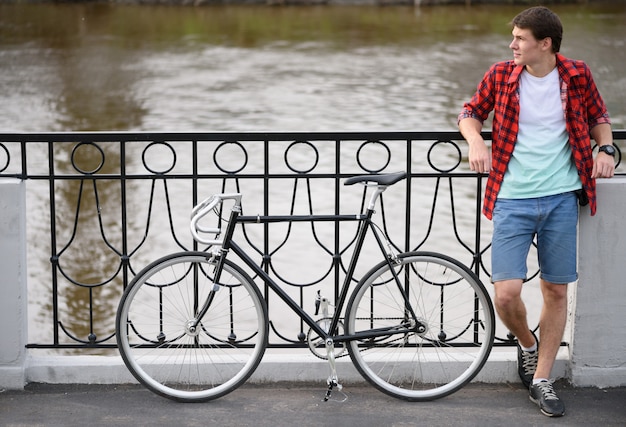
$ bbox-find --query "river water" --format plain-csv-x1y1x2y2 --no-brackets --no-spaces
1,3,624,132
1,2,625,350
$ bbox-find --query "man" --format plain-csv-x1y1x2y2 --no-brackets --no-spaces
458,6,614,417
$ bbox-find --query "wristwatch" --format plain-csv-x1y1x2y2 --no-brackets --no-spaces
599,145,616,157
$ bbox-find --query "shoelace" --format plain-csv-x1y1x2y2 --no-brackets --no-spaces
535,381,559,401
521,350,538,375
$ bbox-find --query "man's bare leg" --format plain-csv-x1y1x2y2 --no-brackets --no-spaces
493,279,537,348
535,279,568,380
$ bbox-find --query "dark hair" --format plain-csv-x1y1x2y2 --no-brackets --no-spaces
511,6,563,53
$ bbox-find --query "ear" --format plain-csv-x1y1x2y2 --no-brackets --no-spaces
541,37,553,52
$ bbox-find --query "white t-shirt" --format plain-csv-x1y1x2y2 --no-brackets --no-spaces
498,67,581,199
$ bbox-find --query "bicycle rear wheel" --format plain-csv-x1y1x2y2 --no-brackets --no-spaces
345,251,494,401
116,252,268,402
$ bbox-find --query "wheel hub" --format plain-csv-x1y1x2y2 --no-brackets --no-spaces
185,320,201,337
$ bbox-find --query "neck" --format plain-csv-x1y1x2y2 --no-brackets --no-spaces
526,54,557,78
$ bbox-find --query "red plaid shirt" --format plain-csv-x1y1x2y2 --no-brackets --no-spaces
459,54,611,219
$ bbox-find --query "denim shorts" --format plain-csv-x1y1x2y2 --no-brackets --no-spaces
491,192,579,284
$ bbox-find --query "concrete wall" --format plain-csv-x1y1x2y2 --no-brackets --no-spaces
0,178,623,389
0,179,28,389
571,177,626,387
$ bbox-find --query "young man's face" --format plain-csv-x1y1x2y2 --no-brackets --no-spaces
509,26,550,68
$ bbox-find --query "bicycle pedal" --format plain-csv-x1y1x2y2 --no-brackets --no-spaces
322,384,347,403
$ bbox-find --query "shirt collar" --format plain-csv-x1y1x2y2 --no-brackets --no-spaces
555,53,580,84
507,54,578,84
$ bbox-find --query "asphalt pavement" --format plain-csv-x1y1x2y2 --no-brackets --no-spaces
1,381,625,427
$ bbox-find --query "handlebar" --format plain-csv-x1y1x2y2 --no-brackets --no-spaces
190,193,242,246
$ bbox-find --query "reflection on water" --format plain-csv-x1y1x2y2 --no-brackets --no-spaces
1,2,625,353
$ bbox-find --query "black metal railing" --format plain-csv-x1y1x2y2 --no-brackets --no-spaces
1,131,623,352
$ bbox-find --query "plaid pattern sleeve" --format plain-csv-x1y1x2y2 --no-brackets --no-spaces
459,61,522,219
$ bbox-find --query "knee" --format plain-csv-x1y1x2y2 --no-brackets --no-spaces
494,292,517,311
493,280,524,312
541,281,568,304
493,287,522,312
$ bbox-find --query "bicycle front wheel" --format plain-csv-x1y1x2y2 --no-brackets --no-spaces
116,252,268,402
345,252,494,401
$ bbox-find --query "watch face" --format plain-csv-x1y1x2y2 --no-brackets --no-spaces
600,145,616,155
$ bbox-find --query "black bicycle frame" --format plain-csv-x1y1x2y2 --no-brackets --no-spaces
200,198,419,344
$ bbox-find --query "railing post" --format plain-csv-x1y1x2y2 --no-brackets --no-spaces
0,178,28,389
572,177,626,387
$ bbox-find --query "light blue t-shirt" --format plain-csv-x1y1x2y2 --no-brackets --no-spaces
498,68,581,199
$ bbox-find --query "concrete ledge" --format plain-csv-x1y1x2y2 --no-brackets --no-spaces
25,355,136,385
0,366,26,390
23,349,569,387
570,366,626,389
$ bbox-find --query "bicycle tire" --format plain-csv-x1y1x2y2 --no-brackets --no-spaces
345,251,494,401
116,251,268,402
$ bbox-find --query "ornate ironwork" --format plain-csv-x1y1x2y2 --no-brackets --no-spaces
1,131,623,351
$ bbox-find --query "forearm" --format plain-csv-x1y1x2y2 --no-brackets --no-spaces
458,117,484,144
590,123,613,147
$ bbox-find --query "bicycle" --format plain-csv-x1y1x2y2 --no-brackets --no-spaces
116,171,495,403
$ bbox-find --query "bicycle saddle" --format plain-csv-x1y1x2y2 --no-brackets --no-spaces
344,171,407,186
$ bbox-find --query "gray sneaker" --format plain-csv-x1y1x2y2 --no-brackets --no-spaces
529,380,565,417
517,330,538,388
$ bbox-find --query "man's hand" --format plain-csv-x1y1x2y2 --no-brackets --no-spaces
592,151,615,179
459,117,491,174
590,124,615,179
468,136,491,174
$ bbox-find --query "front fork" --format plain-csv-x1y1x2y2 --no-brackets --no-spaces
187,246,226,333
